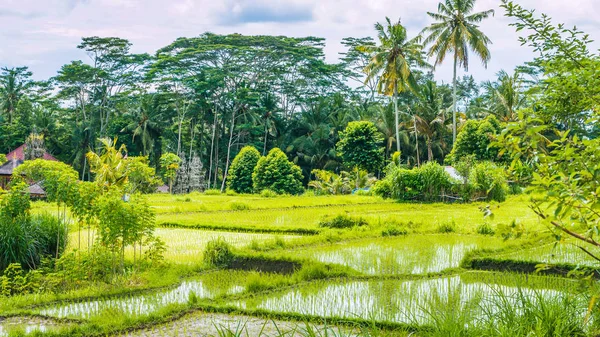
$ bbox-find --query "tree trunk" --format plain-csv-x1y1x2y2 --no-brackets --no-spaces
452,53,458,144
221,110,236,192
263,117,269,156
427,138,433,162
393,83,400,153
413,115,420,167
208,106,218,189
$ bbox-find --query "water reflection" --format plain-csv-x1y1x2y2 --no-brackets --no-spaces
40,272,245,319
236,273,578,324
288,235,500,275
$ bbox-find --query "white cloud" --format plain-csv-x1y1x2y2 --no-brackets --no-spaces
0,0,598,84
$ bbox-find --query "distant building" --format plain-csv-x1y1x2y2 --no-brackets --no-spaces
0,144,59,190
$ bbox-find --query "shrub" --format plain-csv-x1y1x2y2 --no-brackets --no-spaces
470,162,508,202
253,148,304,195
476,223,496,236
32,213,69,259
0,184,68,271
204,189,221,195
446,116,503,164
260,189,278,198
336,121,384,172
420,162,452,201
318,214,368,229
437,221,457,233
227,146,261,194
203,238,234,268
0,154,6,165
125,156,163,194
230,202,250,211
381,225,408,237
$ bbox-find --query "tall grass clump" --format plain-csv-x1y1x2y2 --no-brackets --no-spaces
204,238,234,268
0,183,68,271
319,214,368,229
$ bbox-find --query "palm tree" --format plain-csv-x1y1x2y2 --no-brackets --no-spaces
483,70,525,122
413,80,452,161
121,94,163,157
421,0,494,142
359,17,430,153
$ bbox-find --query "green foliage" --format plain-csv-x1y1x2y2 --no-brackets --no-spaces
204,189,222,195
227,146,261,194
336,121,384,172
95,189,156,265
230,202,250,211
0,263,41,297
375,161,451,201
159,152,181,193
381,224,408,237
253,148,304,195
309,168,376,195
0,183,67,271
125,156,163,194
203,238,234,268
470,162,508,202
476,223,496,236
446,116,503,164
437,221,457,233
318,214,368,229
0,154,6,165
259,189,278,198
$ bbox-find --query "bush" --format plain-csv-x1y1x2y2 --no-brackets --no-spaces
470,162,508,202
260,189,278,198
318,214,368,229
336,121,384,172
125,156,163,194
203,238,234,268
437,221,457,233
476,223,496,236
230,202,250,211
0,184,68,271
32,214,69,258
381,225,408,237
446,116,503,164
204,189,221,195
253,148,304,195
227,146,261,194
420,162,452,201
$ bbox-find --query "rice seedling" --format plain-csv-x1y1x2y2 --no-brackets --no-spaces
38,270,248,319
281,235,510,275
67,228,300,263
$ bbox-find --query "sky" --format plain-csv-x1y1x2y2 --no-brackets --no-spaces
0,0,599,84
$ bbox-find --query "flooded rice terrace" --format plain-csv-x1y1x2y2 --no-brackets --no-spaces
285,234,505,274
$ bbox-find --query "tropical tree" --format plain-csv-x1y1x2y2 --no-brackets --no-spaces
421,0,495,142
482,70,526,122
359,17,430,153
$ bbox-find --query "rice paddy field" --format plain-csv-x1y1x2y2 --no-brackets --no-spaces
6,193,600,337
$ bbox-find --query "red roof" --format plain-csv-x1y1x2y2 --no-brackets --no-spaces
6,144,58,161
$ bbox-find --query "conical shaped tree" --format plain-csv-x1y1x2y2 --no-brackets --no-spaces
253,148,304,195
227,146,261,194
421,0,494,142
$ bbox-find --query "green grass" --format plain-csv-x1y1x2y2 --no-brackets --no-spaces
148,193,387,214
68,228,300,263
156,195,543,234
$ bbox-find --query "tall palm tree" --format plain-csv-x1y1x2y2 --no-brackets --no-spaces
421,0,494,142
359,17,430,153
121,94,164,157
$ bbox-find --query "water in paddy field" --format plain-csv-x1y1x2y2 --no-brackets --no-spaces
233,272,582,325
286,234,504,275
39,272,246,319
0,317,66,336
